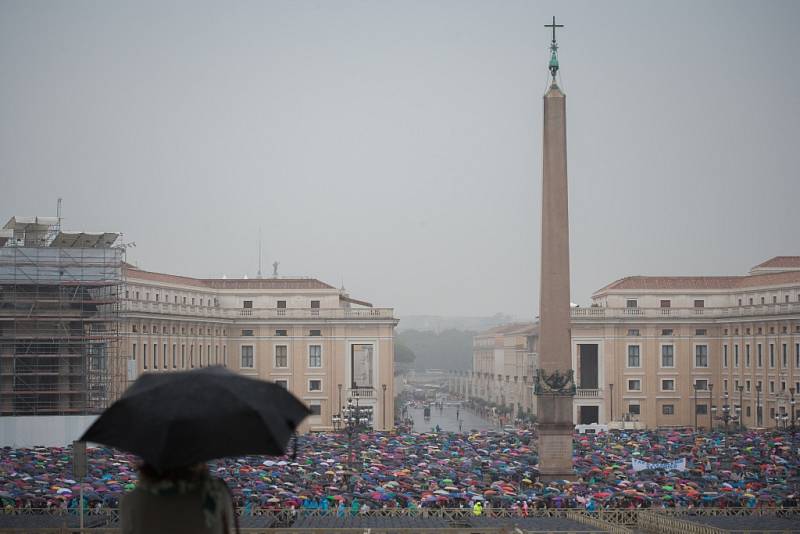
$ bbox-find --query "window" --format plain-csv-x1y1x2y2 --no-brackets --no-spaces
183,296,186,304
309,379,322,392
738,298,742,306
199,298,203,306
627,345,641,368
627,379,641,391
146,292,150,301
723,379,728,392
242,329,254,337
308,345,322,367
190,345,194,368
724,328,728,335
734,344,739,367
757,344,762,367
214,345,219,364
181,345,185,368
125,290,130,299
660,300,671,308
191,298,195,305
275,345,288,368
695,329,707,336
277,300,286,309
132,324,138,333
628,404,640,415
796,343,800,367
769,381,775,393
695,379,708,390
275,329,287,336
746,406,751,417
769,343,775,368
241,346,254,368
143,344,148,369
661,379,675,391
661,345,674,368
626,299,638,308
243,300,253,309
175,296,178,303
696,404,707,415
746,380,751,392
153,343,158,369
773,296,777,304
163,343,167,368
662,404,674,415
155,294,159,302
694,299,704,308
723,345,728,368
761,296,765,305
311,300,320,309
746,344,751,368
661,329,673,336
695,345,708,367
309,404,322,416
132,343,137,361
749,297,753,305
309,329,322,337
172,344,177,368
223,345,227,366
199,345,203,367
627,329,640,336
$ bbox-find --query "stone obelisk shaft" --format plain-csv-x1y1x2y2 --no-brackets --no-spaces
536,81,574,480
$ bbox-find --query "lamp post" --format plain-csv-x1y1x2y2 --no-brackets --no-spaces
790,387,796,431
693,383,699,432
609,383,614,423
722,391,730,432
737,385,744,430
382,383,387,430
342,393,365,491
337,383,342,419
708,383,714,431
756,384,762,427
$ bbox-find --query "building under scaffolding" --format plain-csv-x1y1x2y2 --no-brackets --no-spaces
0,216,123,416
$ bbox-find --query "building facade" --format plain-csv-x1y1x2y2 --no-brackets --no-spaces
460,257,800,430
122,266,398,432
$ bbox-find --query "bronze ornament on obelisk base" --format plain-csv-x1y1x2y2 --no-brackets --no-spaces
535,16,576,481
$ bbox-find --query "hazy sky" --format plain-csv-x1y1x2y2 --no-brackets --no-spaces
2,1,798,318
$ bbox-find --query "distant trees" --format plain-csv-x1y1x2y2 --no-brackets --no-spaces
396,329,475,370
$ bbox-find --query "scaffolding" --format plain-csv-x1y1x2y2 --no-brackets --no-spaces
0,218,123,416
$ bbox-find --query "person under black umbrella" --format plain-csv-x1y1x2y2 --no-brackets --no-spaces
80,366,309,534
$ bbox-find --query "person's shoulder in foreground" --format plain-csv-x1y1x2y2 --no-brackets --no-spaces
121,463,235,534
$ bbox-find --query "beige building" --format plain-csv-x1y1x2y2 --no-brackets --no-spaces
461,256,800,430
120,265,398,433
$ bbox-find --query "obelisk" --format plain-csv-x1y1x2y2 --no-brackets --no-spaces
535,16,575,481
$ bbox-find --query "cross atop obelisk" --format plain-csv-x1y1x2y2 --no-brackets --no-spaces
544,16,564,80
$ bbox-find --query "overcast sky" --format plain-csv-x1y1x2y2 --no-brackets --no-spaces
2,0,798,318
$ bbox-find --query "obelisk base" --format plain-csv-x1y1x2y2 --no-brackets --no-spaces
536,394,574,481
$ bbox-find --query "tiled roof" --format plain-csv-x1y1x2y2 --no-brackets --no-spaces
594,271,800,295
751,256,800,270
124,265,335,290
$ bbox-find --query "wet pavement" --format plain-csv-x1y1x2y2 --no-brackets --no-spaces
406,403,495,433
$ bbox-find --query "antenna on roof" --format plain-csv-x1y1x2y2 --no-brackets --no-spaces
56,198,62,233
257,227,263,279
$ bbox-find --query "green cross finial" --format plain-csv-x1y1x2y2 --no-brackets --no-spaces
544,16,564,80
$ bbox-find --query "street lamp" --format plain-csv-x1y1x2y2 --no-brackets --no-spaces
693,383,699,432
737,385,744,429
609,383,614,423
337,383,343,419
382,383,387,430
708,383,714,431
721,391,731,432
756,384,762,427
790,387,796,431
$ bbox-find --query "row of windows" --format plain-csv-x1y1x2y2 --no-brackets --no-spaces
723,325,800,335
131,325,324,337
722,378,800,395
126,289,219,307
242,300,320,309
626,344,708,368
133,343,228,370
625,377,711,392
624,293,800,309
722,343,800,369
240,344,323,369
627,328,707,336
132,325,227,336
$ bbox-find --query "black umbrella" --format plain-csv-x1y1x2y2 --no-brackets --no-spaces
81,366,310,471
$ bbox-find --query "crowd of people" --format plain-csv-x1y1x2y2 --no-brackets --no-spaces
1,426,798,514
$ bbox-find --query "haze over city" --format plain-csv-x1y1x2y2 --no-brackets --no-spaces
2,0,798,318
